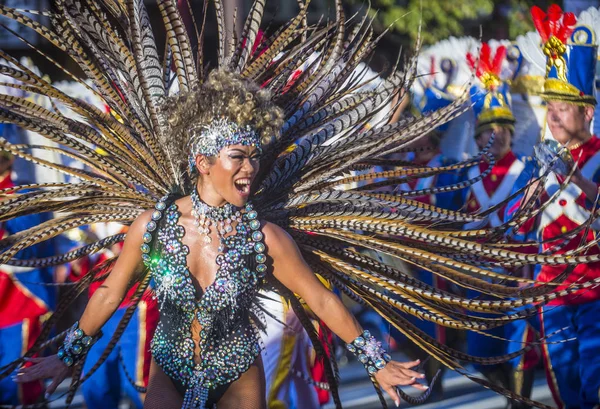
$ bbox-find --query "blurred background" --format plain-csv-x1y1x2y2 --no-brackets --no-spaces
3,0,597,79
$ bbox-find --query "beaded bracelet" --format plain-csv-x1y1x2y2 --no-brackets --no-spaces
346,330,392,375
57,321,102,367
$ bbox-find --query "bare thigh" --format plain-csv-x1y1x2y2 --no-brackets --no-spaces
144,358,183,409
215,356,267,409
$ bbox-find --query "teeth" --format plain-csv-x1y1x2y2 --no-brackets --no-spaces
235,179,251,193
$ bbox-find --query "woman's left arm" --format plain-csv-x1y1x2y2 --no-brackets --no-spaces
264,223,428,406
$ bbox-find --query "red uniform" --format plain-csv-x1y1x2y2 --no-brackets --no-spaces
464,151,524,228
0,173,51,404
510,136,600,305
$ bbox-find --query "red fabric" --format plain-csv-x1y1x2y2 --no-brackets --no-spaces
522,324,541,371
0,174,49,327
311,322,332,405
140,300,159,387
537,137,600,305
0,274,48,327
66,254,92,283
509,198,537,235
0,172,12,189
406,152,442,206
20,318,44,404
466,151,519,225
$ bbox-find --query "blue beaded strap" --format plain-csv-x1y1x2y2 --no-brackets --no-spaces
140,196,168,268
57,321,102,367
346,330,392,375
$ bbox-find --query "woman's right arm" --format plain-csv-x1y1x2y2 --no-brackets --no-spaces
14,209,154,396
76,209,153,335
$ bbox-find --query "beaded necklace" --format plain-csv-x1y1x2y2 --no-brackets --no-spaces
190,187,242,248
568,136,591,151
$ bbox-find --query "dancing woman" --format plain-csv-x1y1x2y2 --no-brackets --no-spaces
13,70,427,408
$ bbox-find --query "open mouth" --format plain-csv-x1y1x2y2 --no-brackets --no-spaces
234,178,252,195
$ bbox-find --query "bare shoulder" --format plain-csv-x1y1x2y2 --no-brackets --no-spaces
126,208,158,245
262,221,296,255
131,209,154,231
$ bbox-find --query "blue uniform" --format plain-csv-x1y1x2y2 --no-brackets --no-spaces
456,153,537,383
506,139,600,409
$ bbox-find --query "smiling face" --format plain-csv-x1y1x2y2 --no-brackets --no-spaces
546,101,594,145
194,144,261,208
475,125,512,160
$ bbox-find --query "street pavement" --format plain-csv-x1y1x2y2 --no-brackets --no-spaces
46,359,554,409
324,363,553,409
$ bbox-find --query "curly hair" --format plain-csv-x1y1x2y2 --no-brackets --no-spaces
160,70,284,187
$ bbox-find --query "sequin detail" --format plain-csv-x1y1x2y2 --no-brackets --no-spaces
191,188,242,245
57,321,101,367
188,118,262,173
346,330,391,375
141,198,267,404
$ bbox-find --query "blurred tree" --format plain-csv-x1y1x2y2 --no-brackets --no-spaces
348,0,560,46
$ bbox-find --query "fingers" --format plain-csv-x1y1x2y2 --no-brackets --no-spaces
13,361,46,383
13,369,40,383
388,362,425,384
383,385,401,407
46,375,64,398
398,359,422,370
409,381,429,392
23,357,46,363
397,369,425,380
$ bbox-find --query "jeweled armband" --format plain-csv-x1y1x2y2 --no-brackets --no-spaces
57,321,102,367
346,330,392,375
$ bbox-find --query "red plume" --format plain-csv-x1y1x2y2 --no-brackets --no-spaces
531,6,549,42
466,43,506,84
557,12,576,42
427,55,436,87
466,52,477,72
531,5,577,43
491,46,506,76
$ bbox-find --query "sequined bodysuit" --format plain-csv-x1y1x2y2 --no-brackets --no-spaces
141,199,268,407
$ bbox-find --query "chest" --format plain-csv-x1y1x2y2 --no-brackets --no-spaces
466,158,524,212
143,202,268,313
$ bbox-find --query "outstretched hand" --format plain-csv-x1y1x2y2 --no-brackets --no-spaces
373,359,428,407
13,355,71,399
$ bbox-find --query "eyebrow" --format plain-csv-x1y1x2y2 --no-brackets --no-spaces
228,148,259,155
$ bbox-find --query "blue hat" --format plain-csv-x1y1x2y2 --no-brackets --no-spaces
467,43,516,136
531,5,597,105
413,57,457,132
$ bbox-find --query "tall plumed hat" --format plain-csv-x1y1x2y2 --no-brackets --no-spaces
467,43,516,136
505,43,547,157
531,5,597,105
413,56,458,132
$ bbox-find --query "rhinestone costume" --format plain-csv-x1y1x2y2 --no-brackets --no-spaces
141,197,267,408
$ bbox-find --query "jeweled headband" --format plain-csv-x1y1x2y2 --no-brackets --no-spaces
187,118,263,173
